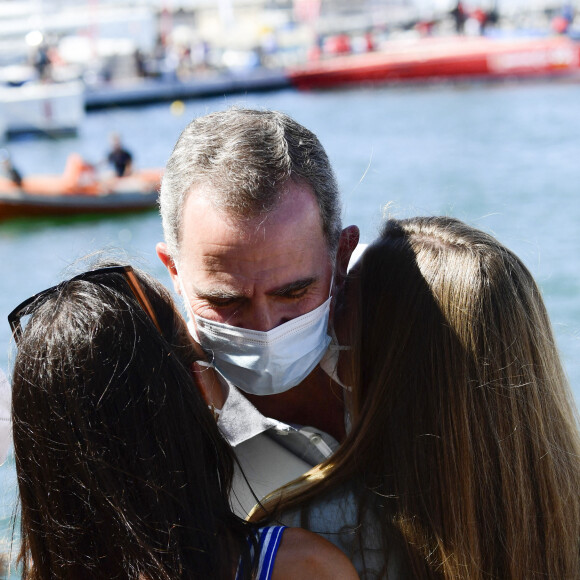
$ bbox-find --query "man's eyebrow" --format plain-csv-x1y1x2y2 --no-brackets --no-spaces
190,284,245,301
268,277,317,297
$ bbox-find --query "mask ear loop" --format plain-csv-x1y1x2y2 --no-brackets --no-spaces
177,270,217,371
327,270,354,433
325,272,352,391
191,361,223,421
321,321,354,435
176,270,195,322
328,271,338,302
323,324,352,391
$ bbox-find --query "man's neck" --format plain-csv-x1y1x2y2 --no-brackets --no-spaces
243,366,346,443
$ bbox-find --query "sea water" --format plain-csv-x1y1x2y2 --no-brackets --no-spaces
1,80,579,575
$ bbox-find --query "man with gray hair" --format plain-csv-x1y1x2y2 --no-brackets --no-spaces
156,108,359,515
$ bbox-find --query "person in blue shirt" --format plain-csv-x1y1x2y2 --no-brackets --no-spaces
107,133,133,177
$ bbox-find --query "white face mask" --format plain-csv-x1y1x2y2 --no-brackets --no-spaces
178,275,332,396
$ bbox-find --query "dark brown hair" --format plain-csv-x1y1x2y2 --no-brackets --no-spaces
261,216,580,579
12,263,256,579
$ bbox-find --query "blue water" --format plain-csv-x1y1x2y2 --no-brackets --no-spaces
1,80,579,575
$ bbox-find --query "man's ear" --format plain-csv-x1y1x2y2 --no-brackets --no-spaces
335,225,360,287
156,242,181,295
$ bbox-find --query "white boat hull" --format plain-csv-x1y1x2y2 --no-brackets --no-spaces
0,81,85,137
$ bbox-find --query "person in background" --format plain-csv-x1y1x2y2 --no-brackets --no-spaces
32,40,52,81
256,216,580,579
451,1,467,34
0,149,23,187
107,133,133,177
8,263,358,580
157,108,359,515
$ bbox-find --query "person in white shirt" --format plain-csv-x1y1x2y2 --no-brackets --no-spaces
156,108,360,515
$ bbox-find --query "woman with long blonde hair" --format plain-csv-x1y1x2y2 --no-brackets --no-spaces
255,216,580,579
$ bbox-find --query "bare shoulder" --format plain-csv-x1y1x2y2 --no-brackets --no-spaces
272,527,359,580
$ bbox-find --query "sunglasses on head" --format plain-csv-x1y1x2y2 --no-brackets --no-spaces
8,265,162,344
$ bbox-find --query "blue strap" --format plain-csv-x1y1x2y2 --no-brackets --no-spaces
235,526,287,580
256,526,286,580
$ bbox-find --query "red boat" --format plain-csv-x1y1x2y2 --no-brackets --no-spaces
0,154,162,221
288,35,580,90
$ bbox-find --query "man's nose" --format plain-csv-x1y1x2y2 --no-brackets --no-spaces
247,308,275,332
243,302,286,332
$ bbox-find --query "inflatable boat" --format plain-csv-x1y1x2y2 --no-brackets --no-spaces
0,154,162,221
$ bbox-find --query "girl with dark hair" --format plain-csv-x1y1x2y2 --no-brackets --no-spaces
255,217,580,579
8,264,357,580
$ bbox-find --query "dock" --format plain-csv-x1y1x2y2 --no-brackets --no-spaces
84,68,291,110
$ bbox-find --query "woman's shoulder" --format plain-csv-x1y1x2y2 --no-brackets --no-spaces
272,527,359,580
274,482,391,579
279,481,360,531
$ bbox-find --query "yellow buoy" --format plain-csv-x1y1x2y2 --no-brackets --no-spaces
170,100,185,116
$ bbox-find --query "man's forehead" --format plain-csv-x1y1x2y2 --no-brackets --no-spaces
182,190,327,250
184,179,324,230
176,181,334,295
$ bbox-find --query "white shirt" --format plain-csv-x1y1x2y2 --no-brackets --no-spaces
217,381,339,517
